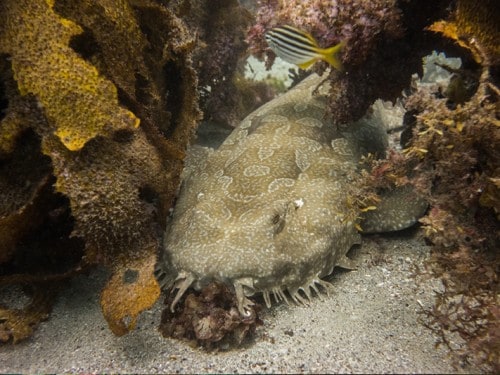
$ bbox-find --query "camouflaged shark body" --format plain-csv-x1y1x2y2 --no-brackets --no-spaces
157,73,427,316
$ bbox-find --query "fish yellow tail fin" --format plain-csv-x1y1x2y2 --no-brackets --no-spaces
298,59,316,70
320,42,344,71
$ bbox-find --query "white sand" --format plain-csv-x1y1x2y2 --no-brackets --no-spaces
0,231,475,373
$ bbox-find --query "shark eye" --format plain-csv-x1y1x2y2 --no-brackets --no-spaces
271,200,296,235
271,213,281,225
271,212,286,235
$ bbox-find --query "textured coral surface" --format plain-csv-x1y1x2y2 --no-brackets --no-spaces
0,0,256,342
0,0,204,339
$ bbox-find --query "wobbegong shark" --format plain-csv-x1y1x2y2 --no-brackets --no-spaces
156,73,427,316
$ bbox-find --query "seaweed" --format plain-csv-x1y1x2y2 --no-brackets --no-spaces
246,0,500,368
169,0,254,127
247,0,455,125
386,1,499,369
419,247,499,372
406,72,499,372
0,0,201,339
159,281,261,350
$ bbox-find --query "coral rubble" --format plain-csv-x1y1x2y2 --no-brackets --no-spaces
159,281,260,349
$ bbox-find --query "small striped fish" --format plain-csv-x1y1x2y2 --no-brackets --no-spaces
265,25,343,71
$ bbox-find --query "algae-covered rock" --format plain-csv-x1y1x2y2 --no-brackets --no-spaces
427,0,500,66
0,0,140,152
0,0,201,339
385,4,499,368
247,0,450,125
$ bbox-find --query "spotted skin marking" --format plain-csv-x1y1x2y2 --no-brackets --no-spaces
157,73,427,315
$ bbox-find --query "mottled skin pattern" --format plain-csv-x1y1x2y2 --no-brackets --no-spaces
158,73,426,316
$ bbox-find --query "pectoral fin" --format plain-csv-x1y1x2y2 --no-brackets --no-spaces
360,185,428,234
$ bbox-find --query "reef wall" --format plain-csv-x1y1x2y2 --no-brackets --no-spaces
0,1,497,368
247,0,499,368
0,0,249,340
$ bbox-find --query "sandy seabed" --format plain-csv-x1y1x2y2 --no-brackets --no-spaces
0,230,477,374
1,57,477,374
